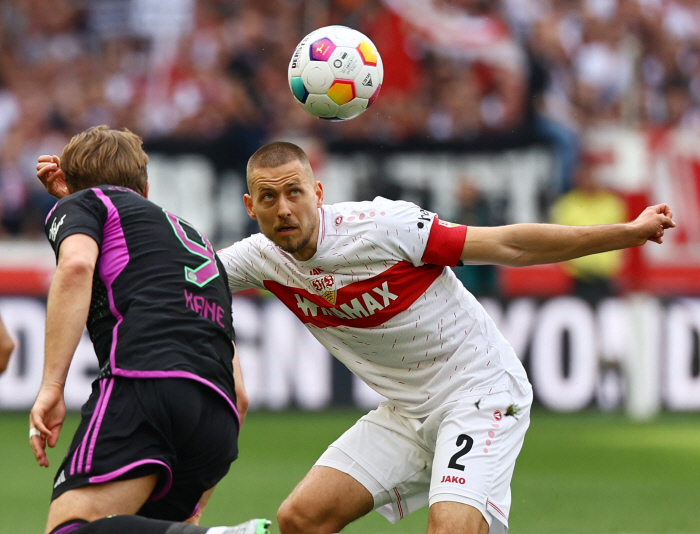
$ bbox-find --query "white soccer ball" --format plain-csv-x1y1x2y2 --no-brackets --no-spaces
288,25,383,121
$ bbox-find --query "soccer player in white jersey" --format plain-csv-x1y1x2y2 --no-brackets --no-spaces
217,141,675,534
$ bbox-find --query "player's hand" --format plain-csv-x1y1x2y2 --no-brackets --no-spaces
29,384,66,467
631,204,676,245
37,155,70,199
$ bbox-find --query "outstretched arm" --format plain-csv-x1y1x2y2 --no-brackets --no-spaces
460,204,676,267
0,315,15,375
30,234,98,467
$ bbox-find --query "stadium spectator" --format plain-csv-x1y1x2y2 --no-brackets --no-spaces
217,141,675,534
31,127,268,534
451,178,498,296
550,154,628,303
2,0,700,238
0,314,15,375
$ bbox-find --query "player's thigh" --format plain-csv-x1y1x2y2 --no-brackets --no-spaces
279,465,374,530
428,501,489,534
46,474,158,534
314,404,434,522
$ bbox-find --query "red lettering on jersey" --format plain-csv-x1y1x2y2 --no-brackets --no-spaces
440,475,466,484
309,267,324,275
263,261,444,328
421,217,467,267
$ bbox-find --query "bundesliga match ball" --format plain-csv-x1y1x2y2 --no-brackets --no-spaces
288,25,383,121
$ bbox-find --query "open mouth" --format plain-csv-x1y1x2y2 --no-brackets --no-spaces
276,225,298,235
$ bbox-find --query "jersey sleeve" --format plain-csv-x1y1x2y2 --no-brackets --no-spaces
217,237,268,292
44,191,106,258
421,218,467,267
367,198,466,267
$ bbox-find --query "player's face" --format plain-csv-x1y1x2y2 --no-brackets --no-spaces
244,160,324,261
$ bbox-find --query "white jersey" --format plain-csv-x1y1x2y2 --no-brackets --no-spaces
218,197,530,418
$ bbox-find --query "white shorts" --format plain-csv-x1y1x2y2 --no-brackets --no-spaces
315,380,532,533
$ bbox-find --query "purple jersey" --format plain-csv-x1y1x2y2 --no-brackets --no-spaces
45,185,237,417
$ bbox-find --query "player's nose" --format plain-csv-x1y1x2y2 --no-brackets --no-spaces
276,196,292,217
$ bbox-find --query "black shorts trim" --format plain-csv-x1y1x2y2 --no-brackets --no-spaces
88,459,173,501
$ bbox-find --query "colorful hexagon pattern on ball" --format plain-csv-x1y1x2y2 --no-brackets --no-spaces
309,38,336,62
327,80,356,106
288,26,383,121
357,41,378,66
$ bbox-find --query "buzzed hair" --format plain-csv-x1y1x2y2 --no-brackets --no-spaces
61,125,149,195
246,142,312,187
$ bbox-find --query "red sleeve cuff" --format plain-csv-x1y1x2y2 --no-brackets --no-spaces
421,218,467,267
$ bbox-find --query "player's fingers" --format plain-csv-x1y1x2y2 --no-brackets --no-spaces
660,215,676,228
30,434,49,467
37,166,57,180
29,410,53,441
659,203,672,217
37,155,54,163
28,413,50,466
47,423,62,448
649,203,670,214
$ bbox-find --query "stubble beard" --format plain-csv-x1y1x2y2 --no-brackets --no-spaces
274,212,318,256
278,232,312,255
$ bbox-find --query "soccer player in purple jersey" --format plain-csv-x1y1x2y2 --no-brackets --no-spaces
32,126,269,534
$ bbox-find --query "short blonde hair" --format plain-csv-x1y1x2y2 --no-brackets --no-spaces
61,125,149,194
246,141,312,189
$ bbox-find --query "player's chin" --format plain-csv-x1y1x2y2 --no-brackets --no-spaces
274,235,300,253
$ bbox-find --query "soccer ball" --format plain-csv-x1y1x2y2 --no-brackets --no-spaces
288,26,383,121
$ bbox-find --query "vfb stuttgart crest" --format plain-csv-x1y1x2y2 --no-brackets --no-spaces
311,273,336,304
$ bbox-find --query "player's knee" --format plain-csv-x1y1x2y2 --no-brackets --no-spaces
277,499,306,534
277,498,337,534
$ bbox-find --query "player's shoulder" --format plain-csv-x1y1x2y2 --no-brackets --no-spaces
55,187,93,207
324,197,433,232
217,232,276,259
58,185,143,208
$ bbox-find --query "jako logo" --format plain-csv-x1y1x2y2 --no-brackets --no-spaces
440,475,466,485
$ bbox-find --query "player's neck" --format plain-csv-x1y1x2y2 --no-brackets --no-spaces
291,223,320,262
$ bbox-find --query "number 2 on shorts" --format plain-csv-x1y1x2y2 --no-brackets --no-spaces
448,434,474,471
164,210,220,287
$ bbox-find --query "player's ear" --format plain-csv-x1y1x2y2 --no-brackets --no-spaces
315,181,324,207
243,194,257,220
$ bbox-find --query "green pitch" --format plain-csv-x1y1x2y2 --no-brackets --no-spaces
1,410,698,534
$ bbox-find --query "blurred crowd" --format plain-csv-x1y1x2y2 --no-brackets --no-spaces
1,0,699,238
